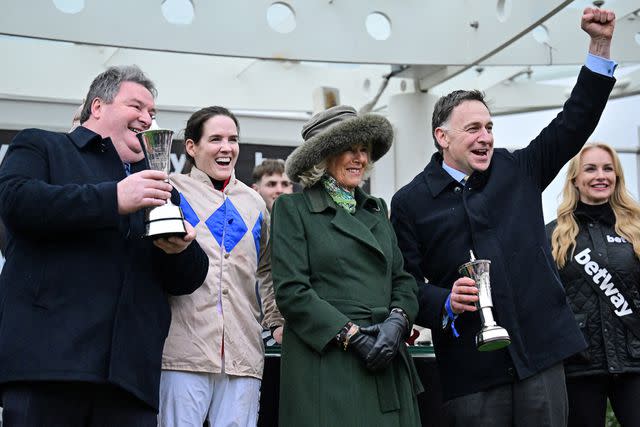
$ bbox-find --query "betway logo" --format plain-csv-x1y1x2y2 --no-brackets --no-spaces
574,248,632,317
607,235,628,243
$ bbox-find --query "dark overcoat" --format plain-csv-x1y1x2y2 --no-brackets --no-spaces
0,126,208,409
391,67,615,400
272,185,423,427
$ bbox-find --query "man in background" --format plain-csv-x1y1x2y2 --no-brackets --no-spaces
252,158,293,212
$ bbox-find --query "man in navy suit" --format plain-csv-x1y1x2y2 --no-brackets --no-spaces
392,8,617,426
0,65,207,426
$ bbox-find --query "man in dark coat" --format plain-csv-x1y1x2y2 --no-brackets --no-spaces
0,65,208,426
0,220,5,272
391,8,617,426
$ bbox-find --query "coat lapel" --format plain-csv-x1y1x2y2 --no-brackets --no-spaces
304,185,384,258
353,186,382,232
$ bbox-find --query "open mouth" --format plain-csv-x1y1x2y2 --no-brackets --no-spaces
471,148,489,157
591,183,609,189
129,127,144,134
215,157,232,166
346,167,362,174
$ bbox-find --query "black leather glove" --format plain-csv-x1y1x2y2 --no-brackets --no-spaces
348,329,378,363
360,311,408,370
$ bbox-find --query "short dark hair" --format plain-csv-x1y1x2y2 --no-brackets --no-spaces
80,65,157,124
252,159,286,183
184,106,240,165
431,90,488,152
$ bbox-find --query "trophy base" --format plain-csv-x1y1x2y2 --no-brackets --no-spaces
145,203,187,239
476,326,511,352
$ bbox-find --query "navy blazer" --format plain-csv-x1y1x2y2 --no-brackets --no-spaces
0,126,208,409
391,67,615,400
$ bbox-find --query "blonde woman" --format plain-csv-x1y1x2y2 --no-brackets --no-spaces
546,143,640,427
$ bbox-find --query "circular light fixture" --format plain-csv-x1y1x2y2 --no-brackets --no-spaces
52,0,84,14
267,2,296,34
161,0,195,25
366,12,392,41
532,25,550,44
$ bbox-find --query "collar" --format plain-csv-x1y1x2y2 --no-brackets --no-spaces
188,166,237,192
304,183,380,213
304,183,385,258
441,161,467,183
68,126,105,149
424,152,459,197
574,201,616,226
424,152,490,196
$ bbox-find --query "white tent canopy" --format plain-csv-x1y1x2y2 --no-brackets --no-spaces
0,0,639,201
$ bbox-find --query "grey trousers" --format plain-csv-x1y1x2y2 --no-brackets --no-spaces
443,363,568,427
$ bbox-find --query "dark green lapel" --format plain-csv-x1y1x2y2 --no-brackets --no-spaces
353,187,382,231
304,185,384,258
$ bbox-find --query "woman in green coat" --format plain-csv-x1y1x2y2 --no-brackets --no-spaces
271,105,423,427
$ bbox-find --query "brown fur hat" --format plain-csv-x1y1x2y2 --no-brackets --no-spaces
285,105,393,182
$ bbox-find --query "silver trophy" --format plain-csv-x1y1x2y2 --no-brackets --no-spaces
458,250,511,351
136,122,187,238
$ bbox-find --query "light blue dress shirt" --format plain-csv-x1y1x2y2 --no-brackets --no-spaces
442,162,467,184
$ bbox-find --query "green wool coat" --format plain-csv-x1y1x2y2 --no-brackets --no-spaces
271,184,423,427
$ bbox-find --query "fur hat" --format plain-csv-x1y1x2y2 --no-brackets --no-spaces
285,105,393,182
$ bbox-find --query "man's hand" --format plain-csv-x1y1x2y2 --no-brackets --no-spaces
449,276,479,315
117,170,173,215
153,220,197,254
581,7,615,59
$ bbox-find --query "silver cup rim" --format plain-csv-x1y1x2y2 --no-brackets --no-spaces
458,259,491,275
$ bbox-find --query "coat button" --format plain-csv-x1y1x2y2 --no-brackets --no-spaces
589,223,594,227
454,187,462,193
507,367,515,376
224,253,230,259
222,288,229,295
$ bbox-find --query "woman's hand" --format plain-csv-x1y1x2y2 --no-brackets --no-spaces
272,326,283,344
153,221,197,254
348,329,377,363
360,311,407,370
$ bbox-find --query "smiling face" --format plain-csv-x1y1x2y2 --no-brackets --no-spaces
186,114,239,181
84,81,156,163
574,147,616,205
326,144,369,190
435,100,493,175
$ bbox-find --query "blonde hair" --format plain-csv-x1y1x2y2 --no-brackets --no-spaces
299,161,327,188
551,143,640,268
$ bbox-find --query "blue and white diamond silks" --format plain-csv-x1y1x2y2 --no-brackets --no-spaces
251,212,263,261
180,193,201,227
206,198,248,253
